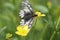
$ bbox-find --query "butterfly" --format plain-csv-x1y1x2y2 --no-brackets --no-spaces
19,0,37,29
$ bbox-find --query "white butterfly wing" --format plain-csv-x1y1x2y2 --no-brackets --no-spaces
19,0,34,28
19,0,33,18
25,18,34,28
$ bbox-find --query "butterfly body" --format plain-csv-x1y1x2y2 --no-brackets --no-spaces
22,12,37,22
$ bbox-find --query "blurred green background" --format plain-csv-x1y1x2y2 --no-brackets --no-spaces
0,0,60,40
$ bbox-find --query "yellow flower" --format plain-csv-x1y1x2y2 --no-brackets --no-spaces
47,1,52,8
6,33,12,39
15,25,30,36
35,11,46,17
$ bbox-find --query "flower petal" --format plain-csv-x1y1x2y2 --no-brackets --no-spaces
15,25,30,36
